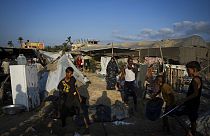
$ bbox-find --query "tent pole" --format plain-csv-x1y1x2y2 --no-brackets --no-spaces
159,45,163,61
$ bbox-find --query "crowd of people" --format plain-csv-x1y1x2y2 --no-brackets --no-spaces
103,56,202,136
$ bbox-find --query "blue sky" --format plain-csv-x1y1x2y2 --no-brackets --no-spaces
0,0,210,46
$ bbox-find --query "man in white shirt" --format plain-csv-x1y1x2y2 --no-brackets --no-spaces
124,57,138,111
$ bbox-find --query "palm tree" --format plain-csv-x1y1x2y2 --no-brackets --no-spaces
7,41,14,47
62,42,68,54
66,36,73,51
66,36,71,44
18,37,24,47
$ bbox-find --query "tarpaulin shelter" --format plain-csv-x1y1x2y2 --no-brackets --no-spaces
38,51,88,93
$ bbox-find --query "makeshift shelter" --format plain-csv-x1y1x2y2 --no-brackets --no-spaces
44,54,88,93
0,47,37,60
39,50,74,62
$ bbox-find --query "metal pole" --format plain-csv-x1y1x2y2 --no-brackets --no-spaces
160,105,180,118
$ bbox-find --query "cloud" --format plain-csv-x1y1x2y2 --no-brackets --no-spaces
113,21,210,41
173,21,194,32
158,28,174,35
113,34,140,41
173,21,210,35
112,31,140,41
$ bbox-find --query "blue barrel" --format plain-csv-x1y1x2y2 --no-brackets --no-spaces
145,97,164,121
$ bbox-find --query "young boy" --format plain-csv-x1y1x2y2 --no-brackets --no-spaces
152,75,175,132
178,61,202,136
57,67,80,127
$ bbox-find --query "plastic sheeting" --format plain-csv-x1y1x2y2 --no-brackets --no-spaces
99,56,111,75
136,64,148,89
10,65,40,111
39,50,74,62
45,54,87,93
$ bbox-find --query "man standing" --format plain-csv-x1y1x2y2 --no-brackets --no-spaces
76,55,83,71
124,57,138,111
180,61,202,136
1,58,9,74
57,67,80,127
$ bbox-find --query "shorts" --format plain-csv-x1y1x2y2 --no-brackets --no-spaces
172,105,198,122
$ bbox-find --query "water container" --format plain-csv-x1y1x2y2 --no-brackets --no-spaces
145,97,164,121
17,54,27,65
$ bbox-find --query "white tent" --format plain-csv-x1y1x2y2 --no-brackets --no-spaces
42,53,88,93
39,50,74,62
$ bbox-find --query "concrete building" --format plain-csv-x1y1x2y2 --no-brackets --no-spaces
22,41,44,49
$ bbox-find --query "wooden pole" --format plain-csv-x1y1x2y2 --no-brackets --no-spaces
159,44,164,73
170,65,172,86
208,50,209,73
112,42,114,57
159,45,163,61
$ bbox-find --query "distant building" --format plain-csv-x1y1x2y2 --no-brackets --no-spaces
22,42,44,49
72,39,99,51
78,35,209,65
87,40,99,44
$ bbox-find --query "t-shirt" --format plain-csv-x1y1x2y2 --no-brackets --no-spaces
57,76,80,109
58,77,76,93
185,76,202,111
161,83,175,107
125,68,135,81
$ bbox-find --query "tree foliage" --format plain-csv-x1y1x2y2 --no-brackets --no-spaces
7,41,14,47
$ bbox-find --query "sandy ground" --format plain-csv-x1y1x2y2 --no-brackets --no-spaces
0,72,204,136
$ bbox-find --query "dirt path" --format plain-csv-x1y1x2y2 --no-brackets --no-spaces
83,72,122,105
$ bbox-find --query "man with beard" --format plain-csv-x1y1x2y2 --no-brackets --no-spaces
124,57,138,111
